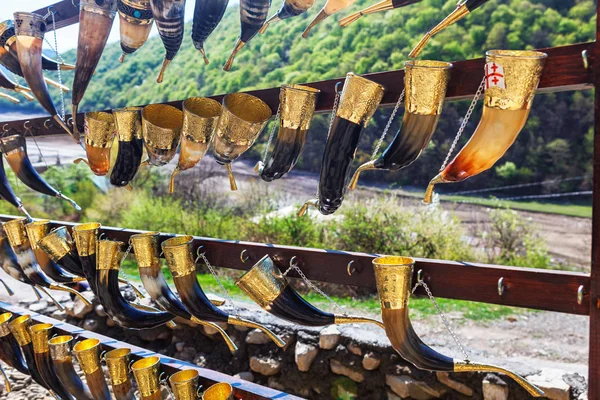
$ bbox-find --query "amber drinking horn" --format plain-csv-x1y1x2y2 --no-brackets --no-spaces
256,84,320,182
373,256,544,396
104,348,135,400
72,0,118,137
191,0,229,64
0,313,28,375
302,0,357,38
0,69,34,101
298,73,384,216
424,50,547,203
12,12,72,139
0,227,43,299
141,104,183,167
150,0,186,83
0,92,20,104
117,0,154,62
38,226,86,278
259,0,316,34
131,356,162,400
349,60,452,190
74,111,116,176
0,146,32,220
49,335,95,400
170,97,221,193
213,92,272,190
110,107,145,188
73,338,111,400
8,315,51,391
223,0,271,71
162,235,286,347
339,0,419,26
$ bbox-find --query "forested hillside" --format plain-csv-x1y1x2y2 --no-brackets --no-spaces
1,0,596,193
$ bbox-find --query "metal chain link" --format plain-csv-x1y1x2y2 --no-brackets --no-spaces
412,279,470,362
196,252,236,308
261,104,281,164
439,77,485,172
49,10,66,121
371,89,405,160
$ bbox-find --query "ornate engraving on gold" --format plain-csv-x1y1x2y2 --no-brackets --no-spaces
202,382,233,400
279,84,320,130
73,338,102,374
8,315,32,346
405,60,452,115
97,240,124,270
131,356,160,397
236,255,287,308
3,219,29,248
337,73,385,127
80,0,118,19
0,313,12,337
130,232,161,270
113,107,143,141
105,348,131,386
454,361,544,397
372,256,415,310
38,226,72,261
161,236,196,277
13,12,45,39
84,112,116,147
48,335,73,360
119,0,153,24
29,323,52,354
333,315,385,329
72,222,101,257
24,220,51,250
169,369,200,400
142,104,183,166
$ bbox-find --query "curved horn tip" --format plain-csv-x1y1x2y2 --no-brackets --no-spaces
198,48,209,65
298,199,318,217
225,163,237,191
339,12,362,27
125,183,133,191
119,53,126,63
409,33,432,59
156,59,171,83
423,174,445,204
168,167,180,194
349,160,376,190
254,161,264,174
0,279,15,296
228,316,286,348
223,40,246,72
302,10,330,38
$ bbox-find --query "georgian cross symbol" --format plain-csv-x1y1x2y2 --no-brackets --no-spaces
485,61,506,90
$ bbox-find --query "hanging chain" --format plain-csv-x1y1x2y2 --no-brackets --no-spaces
48,10,66,121
196,252,235,307
371,89,405,160
261,104,281,164
412,278,470,362
283,261,347,315
439,77,485,172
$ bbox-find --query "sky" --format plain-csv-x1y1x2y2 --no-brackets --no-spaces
1,1,239,51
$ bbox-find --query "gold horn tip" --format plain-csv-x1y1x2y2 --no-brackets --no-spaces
60,63,76,71
169,167,180,194
125,183,133,191
423,174,445,204
302,10,330,38
190,317,238,353
409,33,431,58
73,158,90,167
157,59,172,83
50,285,91,305
225,163,237,191
254,161,264,174
298,199,318,217
223,40,246,72
228,316,286,348
349,160,377,190
339,12,362,27
119,53,126,63
199,48,209,65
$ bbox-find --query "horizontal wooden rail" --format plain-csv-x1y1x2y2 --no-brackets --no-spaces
0,215,589,316
0,302,301,400
33,0,80,31
0,42,594,136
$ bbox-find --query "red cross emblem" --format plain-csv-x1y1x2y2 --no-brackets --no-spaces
485,62,505,90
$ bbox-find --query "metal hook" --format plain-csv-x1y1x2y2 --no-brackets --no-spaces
417,269,424,283
196,385,204,398
23,121,32,131
334,81,343,94
497,277,505,296
128,359,135,371
44,119,53,129
289,256,299,268
582,50,589,70
195,246,205,258
577,285,585,305
100,350,107,364
71,0,80,7
347,260,356,276
240,249,249,263
67,117,74,127
2,124,9,132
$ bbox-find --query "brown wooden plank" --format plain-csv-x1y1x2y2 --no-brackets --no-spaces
33,0,80,31
0,302,304,400
0,42,594,136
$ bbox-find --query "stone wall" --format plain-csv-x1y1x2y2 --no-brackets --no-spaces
22,292,587,400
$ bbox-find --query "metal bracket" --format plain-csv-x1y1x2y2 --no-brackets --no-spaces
498,277,505,296
240,249,249,263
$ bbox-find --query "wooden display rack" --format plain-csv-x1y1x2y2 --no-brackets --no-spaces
0,0,598,397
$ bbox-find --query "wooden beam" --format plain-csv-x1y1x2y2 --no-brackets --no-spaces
33,0,80,31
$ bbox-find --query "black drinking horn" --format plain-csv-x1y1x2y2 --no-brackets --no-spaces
0,226,43,299
339,0,420,26
259,0,316,35
298,73,384,216
48,335,95,400
26,220,85,284
237,255,385,328
150,0,186,83
29,323,77,400
96,239,175,329
302,0,356,38
12,12,72,138
223,0,272,71
191,0,229,64
0,135,82,210
38,226,85,278
130,232,237,352
0,69,34,101
0,51,69,93
117,0,154,63
0,313,28,375
72,0,118,138
162,236,286,347
0,147,32,220
110,107,144,188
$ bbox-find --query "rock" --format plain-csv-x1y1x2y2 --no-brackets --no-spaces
82,318,99,332
527,369,570,400
387,391,402,400
386,375,447,400
347,342,362,356
138,328,170,342
95,304,106,317
282,333,295,352
246,329,272,345
28,301,48,313
50,309,67,321
319,325,341,350
267,377,285,391
175,342,185,352
295,341,318,372
249,356,281,376
330,359,364,383
177,347,197,362
65,298,92,319
436,372,473,396
233,372,254,382
578,393,588,400
203,322,228,336
193,353,207,367
10,384,24,391
482,379,509,400
362,352,381,371
233,324,249,332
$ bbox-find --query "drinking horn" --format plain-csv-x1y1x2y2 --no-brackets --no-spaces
339,0,420,27
302,0,356,38
131,356,162,400
25,219,85,284
409,0,489,58
0,135,82,210
73,339,111,400
38,226,85,278
298,73,384,216
349,60,452,190
0,147,32,220
111,107,144,188
3,219,91,306
49,335,95,400
0,227,44,300
237,255,385,329
259,0,316,35
104,348,135,400
96,239,175,329
150,0,186,83
424,50,547,203
141,104,183,167
0,313,28,375
12,12,72,138
372,256,544,396
30,323,77,400
202,382,234,400
213,93,272,191
162,236,286,347
74,111,116,176
0,92,20,104
223,0,272,71
169,369,201,400
117,0,154,63
255,84,320,182
72,0,118,138
169,98,221,193
130,232,237,352
0,69,34,101
191,0,229,64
